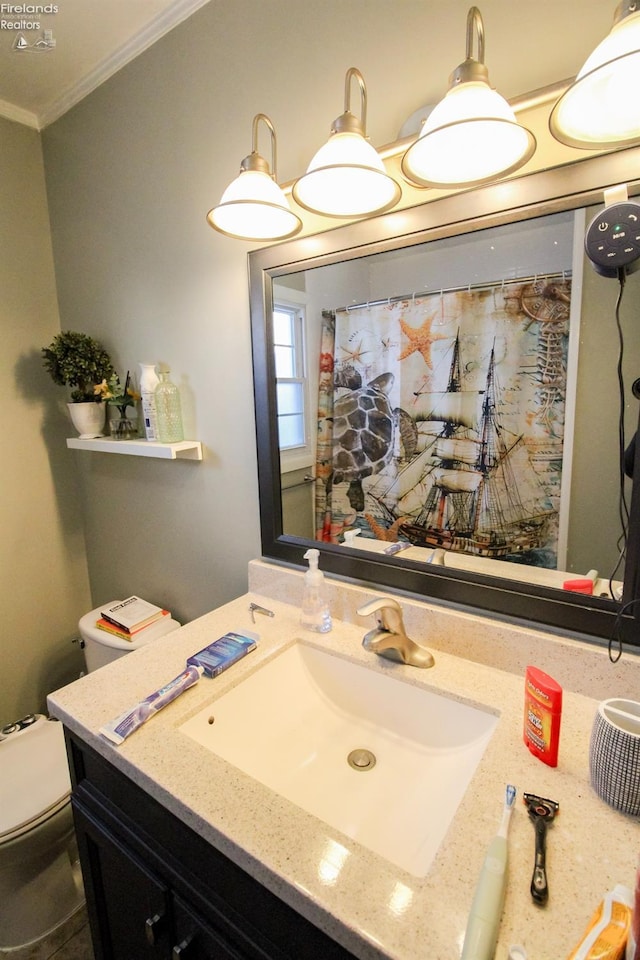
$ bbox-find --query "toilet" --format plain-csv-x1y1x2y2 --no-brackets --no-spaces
0,602,180,948
0,715,83,948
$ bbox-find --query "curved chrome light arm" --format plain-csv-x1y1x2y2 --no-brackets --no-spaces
240,112,278,177
332,66,368,137
466,5,484,61
450,6,490,86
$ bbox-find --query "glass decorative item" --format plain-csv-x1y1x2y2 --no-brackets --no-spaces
154,371,184,443
110,406,137,440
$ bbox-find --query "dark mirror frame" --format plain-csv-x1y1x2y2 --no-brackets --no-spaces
249,147,640,647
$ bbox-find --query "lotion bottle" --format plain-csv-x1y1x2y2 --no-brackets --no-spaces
139,362,159,440
300,548,332,633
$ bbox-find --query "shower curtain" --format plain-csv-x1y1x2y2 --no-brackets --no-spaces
313,277,573,567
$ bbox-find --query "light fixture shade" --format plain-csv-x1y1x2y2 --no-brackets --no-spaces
207,169,301,241
292,67,401,219
207,113,302,242
401,6,535,190
549,2,640,148
292,131,401,217
402,80,536,188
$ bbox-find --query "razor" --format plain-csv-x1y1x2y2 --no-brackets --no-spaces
523,792,559,905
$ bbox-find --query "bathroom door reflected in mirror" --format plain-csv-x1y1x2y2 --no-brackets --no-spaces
276,208,639,597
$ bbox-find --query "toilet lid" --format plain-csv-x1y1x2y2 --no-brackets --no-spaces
0,717,71,842
79,602,179,651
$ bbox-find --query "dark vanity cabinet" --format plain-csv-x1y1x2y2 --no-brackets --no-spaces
66,732,355,960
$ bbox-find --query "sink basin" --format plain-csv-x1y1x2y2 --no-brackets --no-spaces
180,640,498,876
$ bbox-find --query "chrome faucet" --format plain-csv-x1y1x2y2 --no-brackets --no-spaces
356,596,434,668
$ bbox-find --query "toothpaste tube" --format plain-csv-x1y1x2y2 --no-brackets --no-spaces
567,884,632,960
187,631,258,677
100,663,203,745
384,541,410,555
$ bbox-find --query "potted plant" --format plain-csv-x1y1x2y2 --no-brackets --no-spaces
42,331,115,438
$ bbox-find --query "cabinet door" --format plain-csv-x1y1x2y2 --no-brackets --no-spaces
68,737,355,960
171,896,246,960
73,801,171,960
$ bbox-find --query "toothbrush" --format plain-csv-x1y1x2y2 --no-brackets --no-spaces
461,784,517,960
100,663,203,745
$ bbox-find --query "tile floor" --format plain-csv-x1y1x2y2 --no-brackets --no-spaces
0,906,94,960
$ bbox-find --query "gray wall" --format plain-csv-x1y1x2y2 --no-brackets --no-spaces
1,117,92,722
1,0,620,720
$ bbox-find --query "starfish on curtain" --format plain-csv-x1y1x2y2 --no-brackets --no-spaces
365,513,411,542
339,338,370,365
398,313,448,367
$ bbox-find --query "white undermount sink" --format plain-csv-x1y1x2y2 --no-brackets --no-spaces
179,640,498,876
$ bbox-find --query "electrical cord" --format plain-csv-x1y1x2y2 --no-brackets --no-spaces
609,597,640,663
608,268,629,598
607,266,637,660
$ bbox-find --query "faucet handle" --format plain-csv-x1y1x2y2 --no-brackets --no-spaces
356,596,401,618
357,596,405,635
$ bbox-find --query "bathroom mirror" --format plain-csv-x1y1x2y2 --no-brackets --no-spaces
249,146,640,645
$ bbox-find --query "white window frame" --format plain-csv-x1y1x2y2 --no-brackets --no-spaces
273,287,313,473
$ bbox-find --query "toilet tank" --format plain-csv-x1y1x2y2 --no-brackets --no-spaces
79,602,181,672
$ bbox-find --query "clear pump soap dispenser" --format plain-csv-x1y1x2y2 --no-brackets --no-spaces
300,548,332,633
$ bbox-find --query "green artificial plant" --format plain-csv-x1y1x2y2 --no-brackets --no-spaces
42,331,115,402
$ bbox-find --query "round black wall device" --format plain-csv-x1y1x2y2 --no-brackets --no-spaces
585,201,640,277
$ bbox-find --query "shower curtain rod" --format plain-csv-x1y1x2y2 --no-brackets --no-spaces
336,269,572,314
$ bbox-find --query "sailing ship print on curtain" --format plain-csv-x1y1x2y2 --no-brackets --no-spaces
314,276,573,568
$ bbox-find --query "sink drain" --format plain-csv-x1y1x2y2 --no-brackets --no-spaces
347,748,376,771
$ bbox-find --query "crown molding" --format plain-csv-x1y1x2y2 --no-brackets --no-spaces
0,0,211,131
0,96,39,129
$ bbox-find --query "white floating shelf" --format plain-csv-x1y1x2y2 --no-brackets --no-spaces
66,437,203,460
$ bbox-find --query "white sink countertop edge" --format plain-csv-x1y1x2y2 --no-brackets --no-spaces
48,590,640,960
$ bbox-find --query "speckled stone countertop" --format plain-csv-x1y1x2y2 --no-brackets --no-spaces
48,560,640,960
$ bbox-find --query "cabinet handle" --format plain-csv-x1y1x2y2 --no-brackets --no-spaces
172,936,194,958
145,913,166,945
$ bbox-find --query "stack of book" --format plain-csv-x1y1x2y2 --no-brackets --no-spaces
96,596,170,641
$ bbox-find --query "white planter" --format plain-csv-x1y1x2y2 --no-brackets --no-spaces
67,401,106,439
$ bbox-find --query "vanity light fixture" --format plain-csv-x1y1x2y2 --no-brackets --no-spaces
401,6,536,189
207,113,302,242
292,67,401,219
549,0,640,149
